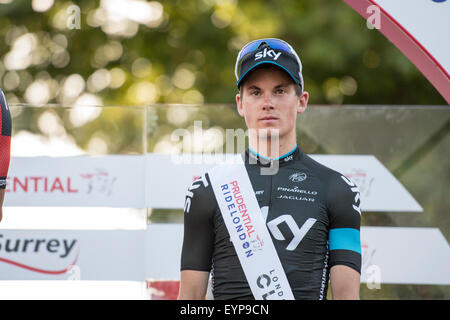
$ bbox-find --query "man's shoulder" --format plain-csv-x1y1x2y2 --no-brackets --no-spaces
186,172,213,195
184,172,217,214
301,155,361,215
300,153,344,181
297,154,359,202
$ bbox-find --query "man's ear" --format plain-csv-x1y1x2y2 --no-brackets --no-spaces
297,91,309,115
236,92,245,117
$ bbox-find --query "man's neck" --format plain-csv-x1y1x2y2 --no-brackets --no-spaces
248,134,298,160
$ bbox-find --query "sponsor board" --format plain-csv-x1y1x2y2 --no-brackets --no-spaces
4,154,422,212
360,227,450,285
0,229,145,281
4,155,146,208
310,155,423,212
0,281,148,300
147,154,423,212
2,225,449,286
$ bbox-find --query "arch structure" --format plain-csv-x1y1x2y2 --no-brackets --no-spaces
343,0,450,103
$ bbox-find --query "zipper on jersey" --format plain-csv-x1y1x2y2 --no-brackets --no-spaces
267,161,274,213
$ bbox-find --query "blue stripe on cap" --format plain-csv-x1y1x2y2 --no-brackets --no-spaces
329,228,361,254
237,61,300,87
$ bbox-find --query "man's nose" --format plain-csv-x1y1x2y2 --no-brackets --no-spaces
262,93,274,110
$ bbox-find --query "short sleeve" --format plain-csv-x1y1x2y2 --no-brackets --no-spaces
180,173,216,272
326,173,362,274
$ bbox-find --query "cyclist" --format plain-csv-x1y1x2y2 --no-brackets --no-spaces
178,39,361,300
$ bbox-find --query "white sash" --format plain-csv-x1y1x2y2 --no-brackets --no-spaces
208,157,295,300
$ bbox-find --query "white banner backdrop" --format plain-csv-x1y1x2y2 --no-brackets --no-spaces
146,153,423,212
4,155,146,208
4,153,423,212
311,155,423,212
1,225,449,285
0,229,145,281
360,227,450,285
0,281,148,300
145,224,183,280
5,154,423,212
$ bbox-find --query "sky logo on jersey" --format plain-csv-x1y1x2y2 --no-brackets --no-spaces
340,175,362,215
267,215,316,251
254,48,282,61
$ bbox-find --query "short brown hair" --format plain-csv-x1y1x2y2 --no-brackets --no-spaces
239,81,302,97
238,64,303,97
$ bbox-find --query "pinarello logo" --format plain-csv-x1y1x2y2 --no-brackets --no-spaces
0,235,79,275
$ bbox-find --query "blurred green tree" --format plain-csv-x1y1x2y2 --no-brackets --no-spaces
0,0,447,107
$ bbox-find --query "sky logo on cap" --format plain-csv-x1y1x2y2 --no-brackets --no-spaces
254,47,282,61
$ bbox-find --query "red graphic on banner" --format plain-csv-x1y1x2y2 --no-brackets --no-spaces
0,252,79,275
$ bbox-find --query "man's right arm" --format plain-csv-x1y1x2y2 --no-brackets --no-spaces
178,270,210,300
0,190,5,222
178,174,216,300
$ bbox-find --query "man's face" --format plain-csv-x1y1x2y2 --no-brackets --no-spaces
236,66,308,141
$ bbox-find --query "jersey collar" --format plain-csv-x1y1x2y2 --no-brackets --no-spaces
246,144,302,167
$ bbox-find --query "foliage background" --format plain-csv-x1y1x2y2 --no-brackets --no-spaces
1,0,447,106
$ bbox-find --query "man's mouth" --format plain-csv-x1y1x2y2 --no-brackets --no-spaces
259,116,279,121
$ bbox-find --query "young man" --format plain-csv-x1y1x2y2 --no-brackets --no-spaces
179,39,361,300
0,89,12,223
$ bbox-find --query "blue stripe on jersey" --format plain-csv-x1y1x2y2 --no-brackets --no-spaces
329,228,361,254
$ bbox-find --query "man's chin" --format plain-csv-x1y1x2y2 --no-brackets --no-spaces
249,127,281,139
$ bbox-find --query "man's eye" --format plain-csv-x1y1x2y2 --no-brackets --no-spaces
251,91,260,96
275,89,285,94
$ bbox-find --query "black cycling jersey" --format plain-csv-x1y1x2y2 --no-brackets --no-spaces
181,146,361,300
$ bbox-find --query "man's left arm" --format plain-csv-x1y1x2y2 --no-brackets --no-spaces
330,265,360,300
326,173,362,300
